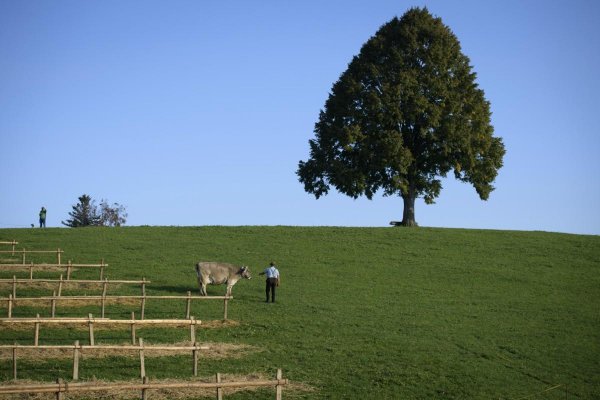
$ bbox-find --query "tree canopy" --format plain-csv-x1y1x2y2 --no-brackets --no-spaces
297,7,505,226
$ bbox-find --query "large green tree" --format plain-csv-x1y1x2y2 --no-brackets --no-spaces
297,8,505,226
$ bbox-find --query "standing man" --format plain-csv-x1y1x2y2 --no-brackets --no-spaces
259,262,280,303
39,207,47,228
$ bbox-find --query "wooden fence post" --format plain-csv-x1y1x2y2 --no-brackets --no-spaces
142,376,149,400
131,312,137,344
102,278,108,297
66,260,72,280
56,378,63,400
193,342,198,376
141,277,147,297
276,369,283,400
73,340,80,380
34,314,40,346
57,275,64,297
98,258,105,280
57,248,61,265
88,313,95,345
29,262,33,280
186,291,191,319
190,316,196,343
12,275,17,298
223,298,228,321
101,282,107,318
139,338,146,378
8,294,13,318
12,342,17,380
141,295,146,320
51,291,57,317
216,372,223,400
22,249,26,265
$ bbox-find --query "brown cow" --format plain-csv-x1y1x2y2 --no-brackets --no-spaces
195,262,251,296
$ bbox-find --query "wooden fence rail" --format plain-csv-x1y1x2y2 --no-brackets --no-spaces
0,369,287,400
0,240,18,254
1,338,210,380
0,312,201,345
0,275,149,298
0,248,64,264
0,259,107,280
3,291,232,320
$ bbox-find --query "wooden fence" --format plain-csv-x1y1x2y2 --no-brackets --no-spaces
1,338,210,380
0,248,64,264
0,369,287,400
3,291,232,319
0,240,18,254
0,259,107,280
0,313,202,345
0,275,149,298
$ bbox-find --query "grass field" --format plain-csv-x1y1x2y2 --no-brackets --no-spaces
0,226,599,399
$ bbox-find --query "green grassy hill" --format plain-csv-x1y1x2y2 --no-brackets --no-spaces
1,226,599,399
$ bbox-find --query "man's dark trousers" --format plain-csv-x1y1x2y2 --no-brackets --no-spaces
266,278,277,302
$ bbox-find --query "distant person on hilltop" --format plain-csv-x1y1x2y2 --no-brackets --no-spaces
259,262,280,303
39,207,46,228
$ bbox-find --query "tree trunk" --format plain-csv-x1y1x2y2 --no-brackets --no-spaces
401,193,418,227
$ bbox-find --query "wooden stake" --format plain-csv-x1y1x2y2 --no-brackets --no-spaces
57,248,61,265
12,342,17,380
142,376,149,400
34,314,40,346
276,369,283,400
12,275,17,298
190,316,196,342
22,248,26,265
141,296,146,320
139,338,146,378
192,342,198,376
57,275,63,297
131,312,136,344
216,373,223,400
100,258,105,280
56,378,63,400
185,291,191,319
8,294,13,318
51,291,57,317
29,263,33,280
223,298,228,321
66,260,72,280
73,340,80,380
88,314,95,345
101,281,107,317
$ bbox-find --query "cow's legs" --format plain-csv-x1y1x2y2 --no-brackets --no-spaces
198,279,207,296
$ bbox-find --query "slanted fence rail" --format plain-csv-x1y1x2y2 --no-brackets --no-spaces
0,275,149,298
0,369,287,400
0,260,107,280
3,292,232,320
0,313,201,345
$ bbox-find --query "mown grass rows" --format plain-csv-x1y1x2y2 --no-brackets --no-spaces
0,226,599,399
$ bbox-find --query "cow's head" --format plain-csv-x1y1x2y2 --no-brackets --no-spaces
239,266,251,279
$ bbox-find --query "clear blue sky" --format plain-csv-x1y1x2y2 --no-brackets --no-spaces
1,0,599,235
